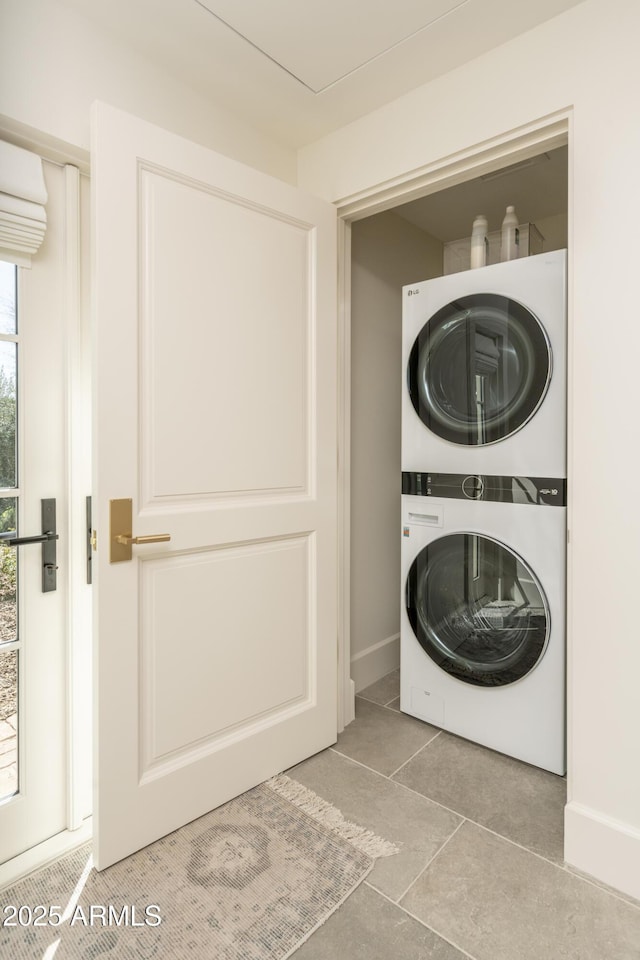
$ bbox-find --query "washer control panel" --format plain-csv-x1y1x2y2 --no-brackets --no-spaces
402,472,566,507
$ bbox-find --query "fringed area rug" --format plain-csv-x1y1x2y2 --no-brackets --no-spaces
1,775,398,960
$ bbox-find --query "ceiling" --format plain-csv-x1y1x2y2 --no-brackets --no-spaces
59,0,585,148
395,146,568,242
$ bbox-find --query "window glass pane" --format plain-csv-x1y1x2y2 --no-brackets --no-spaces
0,342,17,488
0,497,17,645
0,649,18,800
0,264,19,803
0,261,17,335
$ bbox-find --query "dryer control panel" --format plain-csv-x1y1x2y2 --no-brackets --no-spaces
402,471,566,507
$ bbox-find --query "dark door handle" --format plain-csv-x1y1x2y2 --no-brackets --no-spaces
0,499,58,592
0,531,59,546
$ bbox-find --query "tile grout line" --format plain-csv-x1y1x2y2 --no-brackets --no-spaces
388,730,443,779
386,766,472,820
383,759,568,869
387,771,572,874
363,876,480,960
328,744,639,907
389,770,640,911
328,747,399,779
327,745,473,825
334,690,640,912
354,694,385,707
355,696,403,713
386,824,640,929
558,864,640,914
394,818,467,904
351,676,640,914
327,745,438,786
444,816,574,876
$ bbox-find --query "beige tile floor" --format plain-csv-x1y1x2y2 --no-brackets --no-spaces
288,670,640,960
3,675,639,959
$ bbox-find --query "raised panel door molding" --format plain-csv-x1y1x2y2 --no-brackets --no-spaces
138,533,314,783
138,164,314,509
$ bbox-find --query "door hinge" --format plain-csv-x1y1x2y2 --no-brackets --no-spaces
86,496,94,584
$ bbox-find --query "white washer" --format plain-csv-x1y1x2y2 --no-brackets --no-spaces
402,250,567,477
400,477,566,774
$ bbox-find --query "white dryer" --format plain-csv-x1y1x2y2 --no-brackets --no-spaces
400,474,566,775
402,251,567,477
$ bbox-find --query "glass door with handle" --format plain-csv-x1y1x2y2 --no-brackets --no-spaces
0,158,91,868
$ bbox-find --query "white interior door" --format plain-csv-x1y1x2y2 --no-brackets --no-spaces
92,103,338,871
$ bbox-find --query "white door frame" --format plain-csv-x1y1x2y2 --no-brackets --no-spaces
0,125,93,888
334,109,572,730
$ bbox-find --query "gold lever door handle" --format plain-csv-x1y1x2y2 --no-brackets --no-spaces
110,498,171,563
116,533,171,546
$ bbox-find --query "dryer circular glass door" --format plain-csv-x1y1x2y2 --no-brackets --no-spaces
407,294,551,445
406,533,549,686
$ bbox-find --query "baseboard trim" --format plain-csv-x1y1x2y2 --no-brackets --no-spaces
0,819,92,891
351,633,400,693
564,801,640,902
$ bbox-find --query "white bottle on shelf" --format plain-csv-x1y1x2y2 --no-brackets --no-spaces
470,215,488,269
500,205,520,261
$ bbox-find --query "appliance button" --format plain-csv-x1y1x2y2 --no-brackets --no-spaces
462,475,484,500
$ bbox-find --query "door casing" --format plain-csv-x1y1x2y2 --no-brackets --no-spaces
334,110,571,735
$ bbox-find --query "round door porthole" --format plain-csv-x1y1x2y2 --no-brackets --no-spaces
406,533,549,687
407,294,552,446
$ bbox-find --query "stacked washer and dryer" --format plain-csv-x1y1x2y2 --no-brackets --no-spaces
400,250,567,775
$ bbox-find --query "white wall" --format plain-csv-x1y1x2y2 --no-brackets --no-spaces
0,0,295,182
300,0,640,901
536,213,568,252
350,212,442,691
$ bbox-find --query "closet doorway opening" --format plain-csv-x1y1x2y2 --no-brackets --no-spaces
338,122,570,722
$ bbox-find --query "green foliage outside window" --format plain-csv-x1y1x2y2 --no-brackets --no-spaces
0,367,16,501
0,366,16,636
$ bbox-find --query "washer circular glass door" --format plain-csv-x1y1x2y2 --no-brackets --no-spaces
407,294,551,445
406,533,549,686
